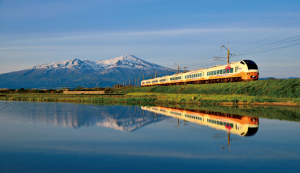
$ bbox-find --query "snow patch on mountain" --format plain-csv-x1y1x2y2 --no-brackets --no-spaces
97,55,164,70
31,55,169,71
32,59,103,71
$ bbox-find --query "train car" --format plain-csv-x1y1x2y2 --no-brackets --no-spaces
141,60,259,87
141,106,259,137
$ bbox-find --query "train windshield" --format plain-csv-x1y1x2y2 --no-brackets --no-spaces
244,127,259,137
243,60,258,70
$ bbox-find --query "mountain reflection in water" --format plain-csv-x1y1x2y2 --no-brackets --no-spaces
4,103,168,132
1,101,300,173
7,101,259,137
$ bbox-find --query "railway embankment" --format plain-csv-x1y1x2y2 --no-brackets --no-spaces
0,79,299,106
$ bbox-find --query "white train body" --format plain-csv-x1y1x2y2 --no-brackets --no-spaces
141,60,259,87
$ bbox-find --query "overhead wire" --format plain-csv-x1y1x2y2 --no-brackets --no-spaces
229,19,300,43
230,28,300,50
233,35,300,55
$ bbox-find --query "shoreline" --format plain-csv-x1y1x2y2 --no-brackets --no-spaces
1,93,299,107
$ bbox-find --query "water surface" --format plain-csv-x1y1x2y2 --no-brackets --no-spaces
0,101,299,173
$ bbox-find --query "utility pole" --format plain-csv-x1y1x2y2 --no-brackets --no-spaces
174,63,179,74
221,42,230,64
135,78,136,87
213,42,235,64
129,79,130,87
143,74,144,80
153,70,157,78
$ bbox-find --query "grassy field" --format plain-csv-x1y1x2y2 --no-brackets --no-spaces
113,79,300,98
0,79,299,106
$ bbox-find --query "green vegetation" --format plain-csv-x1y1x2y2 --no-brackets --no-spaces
0,79,299,106
113,79,300,98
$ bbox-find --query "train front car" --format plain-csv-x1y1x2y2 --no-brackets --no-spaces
240,60,259,81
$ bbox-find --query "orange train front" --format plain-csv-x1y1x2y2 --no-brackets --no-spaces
141,106,259,137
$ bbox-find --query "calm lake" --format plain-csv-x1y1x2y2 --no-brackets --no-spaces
0,101,300,173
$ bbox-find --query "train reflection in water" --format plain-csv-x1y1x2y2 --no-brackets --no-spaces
141,106,259,137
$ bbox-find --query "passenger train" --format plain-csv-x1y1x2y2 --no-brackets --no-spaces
141,60,259,87
141,106,259,137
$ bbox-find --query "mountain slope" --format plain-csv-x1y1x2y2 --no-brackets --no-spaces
0,55,176,89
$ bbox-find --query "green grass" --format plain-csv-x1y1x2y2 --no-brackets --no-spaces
113,79,300,98
1,92,299,106
0,79,299,106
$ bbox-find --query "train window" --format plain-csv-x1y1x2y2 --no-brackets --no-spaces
217,121,219,124
220,70,222,74
223,69,226,74
214,71,216,75
240,61,245,65
170,76,181,81
217,70,219,74
207,72,209,76
231,123,233,128
227,69,229,73
230,68,233,73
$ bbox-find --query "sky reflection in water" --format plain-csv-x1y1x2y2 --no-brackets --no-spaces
0,101,299,173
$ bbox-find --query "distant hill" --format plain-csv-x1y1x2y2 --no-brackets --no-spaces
0,55,176,89
259,77,299,80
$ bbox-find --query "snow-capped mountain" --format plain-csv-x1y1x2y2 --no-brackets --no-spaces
32,59,104,71
0,55,176,89
31,55,168,72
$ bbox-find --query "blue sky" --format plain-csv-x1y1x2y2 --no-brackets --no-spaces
0,0,299,78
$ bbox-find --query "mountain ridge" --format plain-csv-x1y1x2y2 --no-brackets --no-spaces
0,55,176,89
